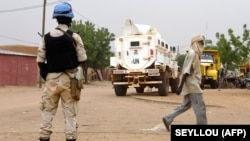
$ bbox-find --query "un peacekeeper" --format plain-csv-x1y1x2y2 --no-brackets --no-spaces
36,2,87,141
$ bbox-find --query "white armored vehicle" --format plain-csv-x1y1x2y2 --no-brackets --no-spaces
110,19,179,96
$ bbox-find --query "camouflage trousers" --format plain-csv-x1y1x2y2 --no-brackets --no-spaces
39,73,79,140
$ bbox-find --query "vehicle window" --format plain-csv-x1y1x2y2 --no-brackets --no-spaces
201,54,214,63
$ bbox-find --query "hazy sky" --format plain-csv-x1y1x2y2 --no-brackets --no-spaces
0,0,250,53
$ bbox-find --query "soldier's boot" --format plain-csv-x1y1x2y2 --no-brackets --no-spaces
39,137,50,141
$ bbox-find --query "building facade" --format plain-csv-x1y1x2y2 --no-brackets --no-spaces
0,49,37,86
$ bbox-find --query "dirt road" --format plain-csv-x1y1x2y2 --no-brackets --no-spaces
0,81,249,141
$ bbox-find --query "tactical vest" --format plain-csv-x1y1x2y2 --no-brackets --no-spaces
44,30,78,72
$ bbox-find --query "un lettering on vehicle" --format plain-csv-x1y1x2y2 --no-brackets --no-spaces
132,58,140,64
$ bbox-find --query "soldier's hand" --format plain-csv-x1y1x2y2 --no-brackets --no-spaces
38,62,48,80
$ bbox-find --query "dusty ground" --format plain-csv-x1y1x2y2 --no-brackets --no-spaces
0,81,249,141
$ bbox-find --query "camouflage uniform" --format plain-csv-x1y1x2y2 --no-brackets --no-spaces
37,24,87,140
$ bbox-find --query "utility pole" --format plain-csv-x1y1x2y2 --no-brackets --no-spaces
38,0,46,88
42,0,46,37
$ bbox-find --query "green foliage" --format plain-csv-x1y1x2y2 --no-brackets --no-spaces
93,27,115,69
206,24,250,70
70,20,115,70
204,39,218,50
175,54,186,69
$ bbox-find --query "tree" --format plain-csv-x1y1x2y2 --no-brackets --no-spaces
206,24,250,71
70,20,115,82
92,27,115,70
175,54,186,69
205,24,250,88
216,26,250,70
204,39,217,50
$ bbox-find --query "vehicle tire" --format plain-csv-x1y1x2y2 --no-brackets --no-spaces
158,71,167,96
135,87,144,93
114,85,127,96
211,80,217,89
170,75,180,93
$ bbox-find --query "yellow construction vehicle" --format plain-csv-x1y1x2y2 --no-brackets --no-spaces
200,50,220,89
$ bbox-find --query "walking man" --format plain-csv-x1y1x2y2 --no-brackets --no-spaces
162,34,207,131
36,2,87,141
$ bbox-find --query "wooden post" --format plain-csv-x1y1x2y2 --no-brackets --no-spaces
38,0,46,88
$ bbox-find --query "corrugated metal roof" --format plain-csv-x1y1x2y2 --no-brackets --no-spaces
0,49,36,57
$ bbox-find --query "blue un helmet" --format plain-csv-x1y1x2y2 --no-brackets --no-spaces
52,2,74,19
